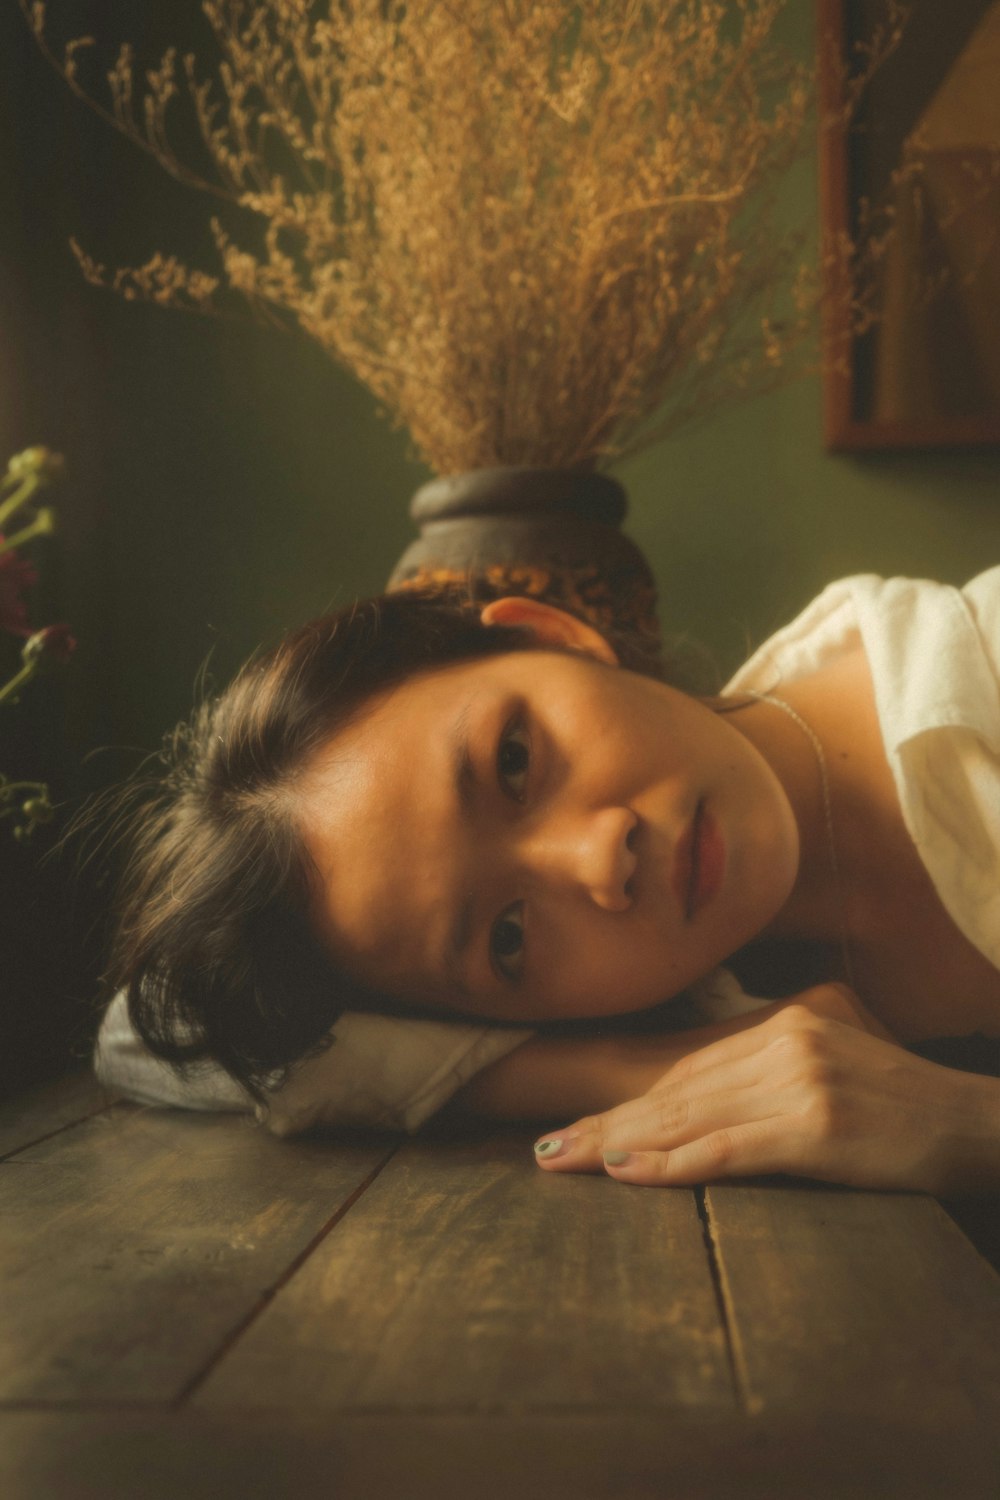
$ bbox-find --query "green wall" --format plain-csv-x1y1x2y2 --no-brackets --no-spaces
621,373,1000,682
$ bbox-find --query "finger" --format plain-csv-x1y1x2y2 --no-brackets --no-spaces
601,1115,810,1187
533,1128,607,1172
546,1047,749,1147
534,1068,775,1173
555,1023,786,1143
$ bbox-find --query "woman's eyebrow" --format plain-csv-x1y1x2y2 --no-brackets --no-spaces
444,697,480,998
450,697,478,817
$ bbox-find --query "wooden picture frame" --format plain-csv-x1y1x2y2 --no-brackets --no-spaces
819,0,1000,451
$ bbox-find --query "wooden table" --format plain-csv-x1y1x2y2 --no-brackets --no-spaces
3,1072,1000,1499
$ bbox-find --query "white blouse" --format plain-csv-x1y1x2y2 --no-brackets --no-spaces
94,567,1000,1134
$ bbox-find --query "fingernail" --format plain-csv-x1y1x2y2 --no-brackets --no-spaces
534,1138,567,1159
603,1150,632,1167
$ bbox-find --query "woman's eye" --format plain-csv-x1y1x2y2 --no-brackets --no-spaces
497,716,531,803
490,902,525,984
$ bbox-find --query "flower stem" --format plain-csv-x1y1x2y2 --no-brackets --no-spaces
0,780,49,797
0,509,55,557
0,475,40,532
0,661,38,708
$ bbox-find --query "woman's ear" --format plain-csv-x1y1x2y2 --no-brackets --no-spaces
479,596,619,666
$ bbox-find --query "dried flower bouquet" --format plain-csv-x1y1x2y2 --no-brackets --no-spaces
24,0,858,475
0,449,75,839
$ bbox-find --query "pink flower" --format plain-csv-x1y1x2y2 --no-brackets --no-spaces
22,623,77,668
0,541,38,637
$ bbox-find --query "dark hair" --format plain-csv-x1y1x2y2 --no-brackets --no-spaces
108,585,690,1103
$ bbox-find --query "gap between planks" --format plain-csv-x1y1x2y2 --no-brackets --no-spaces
169,1141,404,1410
695,1186,746,1411
0,1075,121,1163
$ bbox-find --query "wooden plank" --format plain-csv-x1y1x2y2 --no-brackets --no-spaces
0,1070,114,1158
705,1182,1000,1423
194,1125,733,1412
2,1408,998,1500
0,1103,396,1404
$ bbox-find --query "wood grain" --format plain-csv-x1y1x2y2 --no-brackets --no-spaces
0,1102,397,1404
705,1181,1000,1422
195,1126,733,1412
0,1070,114,1158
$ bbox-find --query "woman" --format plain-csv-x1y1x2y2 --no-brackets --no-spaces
96,567,1000,1196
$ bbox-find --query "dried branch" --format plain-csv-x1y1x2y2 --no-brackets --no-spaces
21,0,905,472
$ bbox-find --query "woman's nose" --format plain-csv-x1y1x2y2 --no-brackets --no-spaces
519,806,638,911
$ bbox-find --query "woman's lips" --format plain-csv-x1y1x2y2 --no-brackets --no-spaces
673,799,726,920
672,805,698,917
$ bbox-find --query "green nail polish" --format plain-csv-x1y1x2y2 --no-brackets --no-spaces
534,1138,564,1158
603,1150,631,1166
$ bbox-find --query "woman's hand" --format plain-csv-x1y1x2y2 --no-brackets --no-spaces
532,984,1000,1196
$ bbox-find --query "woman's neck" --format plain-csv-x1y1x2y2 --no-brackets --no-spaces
723,646,1000,1040
723,658,870,954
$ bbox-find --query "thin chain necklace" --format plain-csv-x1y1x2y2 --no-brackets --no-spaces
745,689,858,992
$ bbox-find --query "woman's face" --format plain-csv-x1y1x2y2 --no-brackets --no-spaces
297,599,800,1024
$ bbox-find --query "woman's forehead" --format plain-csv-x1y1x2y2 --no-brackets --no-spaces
295,664,490,995
307,652,501,772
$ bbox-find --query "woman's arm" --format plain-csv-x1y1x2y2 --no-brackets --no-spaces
529,987,1000,1196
